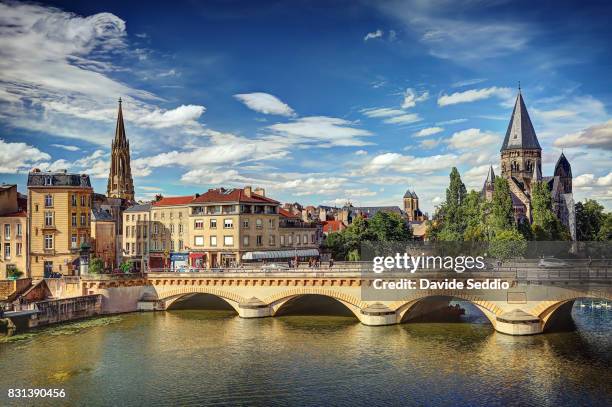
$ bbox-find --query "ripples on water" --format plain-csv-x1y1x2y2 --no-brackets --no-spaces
0,303,610,407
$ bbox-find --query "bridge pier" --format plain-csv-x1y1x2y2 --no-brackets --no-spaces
238,297,272,318
494,310,543,335
359,303,397,326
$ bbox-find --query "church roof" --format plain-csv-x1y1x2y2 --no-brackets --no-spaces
554,153,572,178
114,97,128,147
501,91,541,151
403,190,418,199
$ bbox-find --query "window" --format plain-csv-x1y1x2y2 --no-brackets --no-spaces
4,224,9,239
223,236,233,246
72,213,77,227
256,235,263,246
170,224,175,234
125,226,130,237
16,223,22,237
137,243,141,254
303,235,307,245
71,234,78,249
81,214,86,226
170,240,174,251
210,236,217,247
44,176,53,185
269,235,276,245
210,219,217,229
71,194,77,206
79,195,84,206
16,243,22,256
224,219,233,229
137,214,141,222
195,220,204,229
44,234,53,249
4,243,10,259
288,235,293,245
194,236,204,246
256,218,263,229
153,224,159,234
243,219,249,228
44,261,53,277
269,219,275,228
45,211,53,227
311,234,315,244
179,224,183,233
280,235,285,245
44,194,53,207
243,235,250,246
35,204,39,212
179,240,183,251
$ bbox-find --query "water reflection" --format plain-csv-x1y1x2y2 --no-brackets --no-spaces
0,305,610,407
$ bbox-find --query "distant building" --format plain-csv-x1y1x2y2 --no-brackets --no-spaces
27,169,93,278
107,98,135,201
121,203,151,272
279,208,322,249
482,89,575,239
91,208,116,270
0,184,27,279
322,220,347,235
403,190,428,222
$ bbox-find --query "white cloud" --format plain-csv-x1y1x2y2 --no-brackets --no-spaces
266,116,372,147
414,127,443,137
361,107,406,118
419,139,440,149
402,88,429,109
344,188,377,197
364,29,383,41
574,174,595,187
135,105,206,129
384,113,422,124
446,128,499,150
438,87,513,106
0,139,50,173
452,78,486,88
365,152,459,174
355,150,368,155
596,172,612,186
554,120,612,151
51,144,80,151
234,93,295,117
436,118,467,125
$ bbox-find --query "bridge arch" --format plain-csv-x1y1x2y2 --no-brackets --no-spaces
155,286,247,313
535,291,612,332
265,288,365,322
390,291,502,327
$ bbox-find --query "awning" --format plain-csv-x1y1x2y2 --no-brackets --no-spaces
242,249,319,260
189,253,205,259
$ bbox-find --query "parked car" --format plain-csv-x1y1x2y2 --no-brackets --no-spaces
261,263,290,271
538,258,570,268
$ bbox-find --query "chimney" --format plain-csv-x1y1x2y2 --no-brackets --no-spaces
244,186,252,197
254,187,265,197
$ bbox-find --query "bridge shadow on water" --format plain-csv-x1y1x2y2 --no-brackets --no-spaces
275,295,356,318
166,293,237,312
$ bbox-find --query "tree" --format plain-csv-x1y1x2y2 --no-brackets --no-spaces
89,257,104,274
119,261,132,274
597,212,612,241
489,176,514,233
368,211,412,242
576,199,605,241
531,181,568,240
489,229,527,261
444,167,468,234
323,232,348,260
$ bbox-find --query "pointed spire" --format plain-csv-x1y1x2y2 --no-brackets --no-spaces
500,90,541,152
486,165,495,183
532,161,542,182
114,97,127,146
554,152,572,178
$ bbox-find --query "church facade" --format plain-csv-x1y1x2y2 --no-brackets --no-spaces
482,90,576,240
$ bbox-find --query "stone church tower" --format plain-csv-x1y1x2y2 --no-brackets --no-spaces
500,88,542,195
107,98,135,201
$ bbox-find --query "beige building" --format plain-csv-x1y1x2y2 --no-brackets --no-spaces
121,203,151,271
278,208,321,250
0,184,27,279
91,209,116,270
27,170,93,278
148,196,191,270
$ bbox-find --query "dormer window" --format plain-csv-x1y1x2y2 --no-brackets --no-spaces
44,176,53,185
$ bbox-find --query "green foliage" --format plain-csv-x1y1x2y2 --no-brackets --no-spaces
597,212,612,241
323,212,412,260
531,181,569,240
119,261,132,274
7,267,23,279
488,229,527,260
88,257,104,274
576,199,607,241
489,177,514,232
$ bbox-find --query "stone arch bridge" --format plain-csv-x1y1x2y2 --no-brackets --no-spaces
81,269,611,336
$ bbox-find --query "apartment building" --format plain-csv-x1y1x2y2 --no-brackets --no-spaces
121,203,151,272
278,208,322,250
27,170,92,278
149,197,192,270
0,184,27,279
91,209,116,270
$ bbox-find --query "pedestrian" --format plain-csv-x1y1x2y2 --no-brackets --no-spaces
329,258,334,268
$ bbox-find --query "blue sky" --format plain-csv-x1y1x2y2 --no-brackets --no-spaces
0,0,611,212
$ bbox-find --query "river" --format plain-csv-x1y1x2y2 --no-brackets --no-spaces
1,301,610,406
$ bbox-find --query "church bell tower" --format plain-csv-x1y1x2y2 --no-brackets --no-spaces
107,98,135,201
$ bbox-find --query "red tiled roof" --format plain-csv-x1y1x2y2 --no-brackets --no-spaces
0,210,27,218
279,208,300,218
152,195,195,207
193,188,279,204
323,220,345,232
